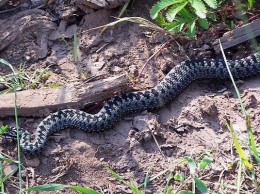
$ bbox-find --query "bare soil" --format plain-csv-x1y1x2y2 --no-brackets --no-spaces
0,0,260,193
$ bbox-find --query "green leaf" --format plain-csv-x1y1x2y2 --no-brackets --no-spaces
248,0,255,10
155,12,167,26
183,157,196,174
193,177,208,193
70,185,101,194
187,20,196,38
178,190,193,194
0,59,15,74
105,167,142,194
202,0,217,9
207,13,217,21
0,125,8,135
165,16,190,32
150,0,184,19
24,184,67,191
174,172,185,181
166,1,188,22
105,167,126,183
199,156,213,170
178,8,194,19
165,21,183,32
0,153,17,163
198,18,209,29
190,0,207,18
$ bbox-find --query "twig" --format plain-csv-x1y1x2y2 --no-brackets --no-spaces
136,40,172,82
150,132,165,158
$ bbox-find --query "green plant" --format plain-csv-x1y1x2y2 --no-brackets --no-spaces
61,28,87,79
219,42,260,192
0,125,8,135
0,64,50,93
150,0,219,37
163,156,212,194
0,153,19,193
105,167,143,194
247,0,255,10
0,58,23,193
155,172,175,194
24,183,101,194
106,155,212,194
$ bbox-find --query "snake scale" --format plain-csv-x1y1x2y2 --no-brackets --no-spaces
3,51,260,154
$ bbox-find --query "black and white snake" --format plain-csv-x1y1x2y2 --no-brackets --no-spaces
2,51,260,154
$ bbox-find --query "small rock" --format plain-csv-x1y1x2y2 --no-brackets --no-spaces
88,61,105,74
69,182,77,186
200,97,218,117
59,7,78,20
115,185,132,194
110,66,122,72
133,113,159,132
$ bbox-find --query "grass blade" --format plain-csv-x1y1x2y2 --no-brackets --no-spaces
218,40,246,115
183,157,196,174
24,183,101,193
246,115,260,163
24,183,67,191
225,120,252,169
70,185,101,194
105,167,142,194
0,165,18,185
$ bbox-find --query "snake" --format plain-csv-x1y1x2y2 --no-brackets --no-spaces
2,51,260,154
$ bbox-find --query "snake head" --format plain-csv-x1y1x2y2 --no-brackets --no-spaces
1,127,22,140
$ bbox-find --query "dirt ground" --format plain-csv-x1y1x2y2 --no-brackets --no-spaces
0,0,260,193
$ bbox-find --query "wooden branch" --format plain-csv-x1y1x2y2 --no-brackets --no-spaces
213,18,260,51
0,74,130,117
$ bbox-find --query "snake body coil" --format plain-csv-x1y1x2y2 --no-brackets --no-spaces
4,52,260,154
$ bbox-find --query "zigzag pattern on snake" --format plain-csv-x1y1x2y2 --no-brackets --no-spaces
3,52,260,154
